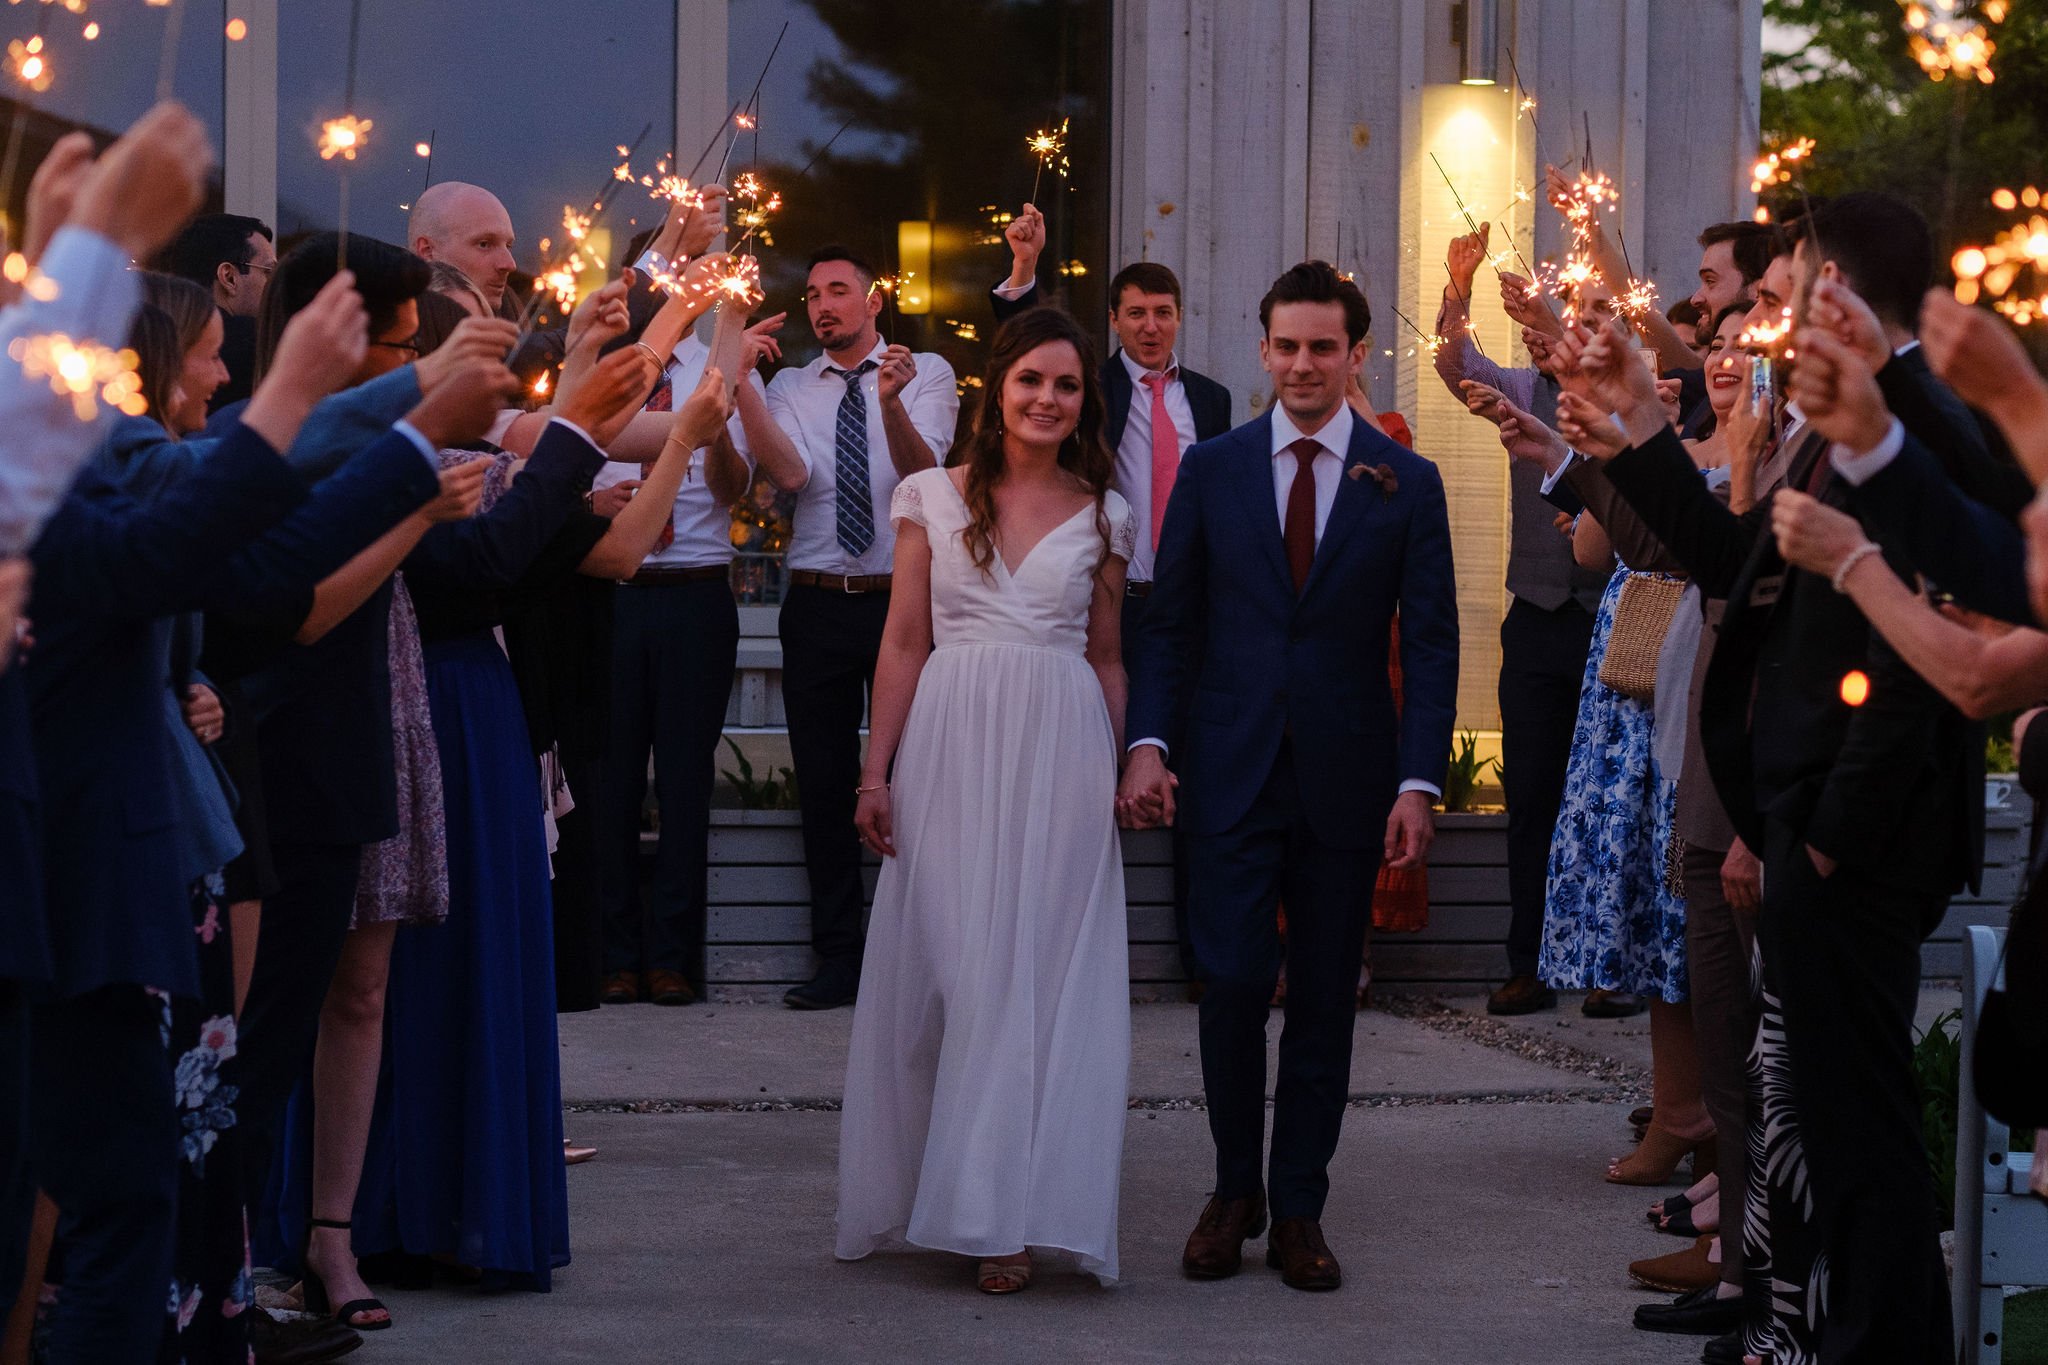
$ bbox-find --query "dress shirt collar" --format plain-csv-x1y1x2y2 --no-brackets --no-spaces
1270,401,1354,462
1894,338,1921,358
818,336,888,378
668,332,707,367
1121,348,1181,388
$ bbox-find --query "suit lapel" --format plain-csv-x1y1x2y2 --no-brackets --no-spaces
1231,413,1293,595
1298,425,1378,602
1102,354,1134,451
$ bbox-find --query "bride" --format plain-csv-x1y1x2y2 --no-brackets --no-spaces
835,306,1136,1293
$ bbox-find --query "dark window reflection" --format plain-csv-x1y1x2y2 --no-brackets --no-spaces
276,2,676,256
725,0,1111,583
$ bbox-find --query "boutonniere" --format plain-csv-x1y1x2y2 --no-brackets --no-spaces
1349,462,1398,501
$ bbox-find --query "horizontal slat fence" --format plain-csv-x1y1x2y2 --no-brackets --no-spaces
656,805,2030,995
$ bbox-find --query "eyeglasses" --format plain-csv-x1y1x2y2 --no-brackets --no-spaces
242,261,275,278
368,338,421,357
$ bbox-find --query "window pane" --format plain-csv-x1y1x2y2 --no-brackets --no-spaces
0,2,228,230
724,0,1112,597
276,1,676,257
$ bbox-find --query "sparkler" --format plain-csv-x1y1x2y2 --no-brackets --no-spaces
1430,153,1536,283
1902,0,2005,83
1027,117,1070,205
704,19,786,184
1385,302,1448,358
9,332,147,420
1949,187,2048,324
6,36,49,92
320,0,368,270
509,121,655,339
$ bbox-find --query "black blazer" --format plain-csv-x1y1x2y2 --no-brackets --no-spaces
0,669,46,984
1602,426,1982,901
248,421,604,848
24,422,437,997
990,279,1232,449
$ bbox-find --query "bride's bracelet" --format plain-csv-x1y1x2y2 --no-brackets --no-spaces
1830,541,1883,594
855,782,888,795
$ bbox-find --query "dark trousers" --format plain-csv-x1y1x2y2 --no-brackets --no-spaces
0,982,27,1298
26,986,177,1363
551,748,606,1012
1123,590,1196,980
235,840,361,1212
1760,819,1951,1360
1681,841,1756,1290
778,583,889,970
600,580,740,985
1497,597,1594,976
1187,742,1377,1220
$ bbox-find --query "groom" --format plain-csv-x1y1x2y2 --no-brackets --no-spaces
1119,261,1458,1291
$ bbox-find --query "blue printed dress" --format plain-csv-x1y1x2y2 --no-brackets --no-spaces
1537,567,1688,1002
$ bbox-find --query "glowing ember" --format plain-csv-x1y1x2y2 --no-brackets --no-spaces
531,371,550,399
224,18,245,41
1839,670,1871,706
1949,197,2048,320
319,115,372,161
1902,1,2004,83
8,36,50,92
83,21,99,41
1749,137,1816,197
414,141,432,158
1738,305,1795,355
1618,278,1661,321
10,333,147,420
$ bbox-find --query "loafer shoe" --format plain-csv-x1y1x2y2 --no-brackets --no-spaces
1635,1283,1743,1335
1487,974,1557,1015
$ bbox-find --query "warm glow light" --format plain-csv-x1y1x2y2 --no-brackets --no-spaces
896,220,932,314
82,21,98,40
414,141,432,158
9,333,147,419
319,115,372,162
1839,670,1871,707
224,18,247,41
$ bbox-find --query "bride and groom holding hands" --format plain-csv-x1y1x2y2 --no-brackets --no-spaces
833,259,1459,1294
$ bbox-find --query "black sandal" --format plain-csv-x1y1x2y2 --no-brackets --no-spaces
302,1217,393,1331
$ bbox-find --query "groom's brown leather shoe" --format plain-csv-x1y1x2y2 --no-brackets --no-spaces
1265,1216,1342,1291
1181,1192,1267,1279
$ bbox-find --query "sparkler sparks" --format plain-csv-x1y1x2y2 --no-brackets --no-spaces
10,333,146,420
1738,305,1796,357
1750,138,1815,198
1027,117,1070,203
318,114,370,161
7,37,49,92
1950,188,2048,323
1617,278,1660,321
1902,1,2005,83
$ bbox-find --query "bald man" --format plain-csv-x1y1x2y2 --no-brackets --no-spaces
409,181,518,310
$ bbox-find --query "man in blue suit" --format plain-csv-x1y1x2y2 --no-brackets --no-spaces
1120,261,1458,1292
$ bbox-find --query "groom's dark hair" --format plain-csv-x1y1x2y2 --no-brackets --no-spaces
1259,260,1372,347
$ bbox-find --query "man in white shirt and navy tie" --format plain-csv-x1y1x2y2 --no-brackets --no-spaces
992,204,1232,993
595,314,781,1007
751,245,959,1009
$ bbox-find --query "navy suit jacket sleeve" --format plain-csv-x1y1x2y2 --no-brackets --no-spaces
403,421,606,588
990,280,1039,326
1847,428,2031,624
29,423,304,620
1601,426,1761,599
212,427,440,619
1395,463,1460,790
1127,440,1212,753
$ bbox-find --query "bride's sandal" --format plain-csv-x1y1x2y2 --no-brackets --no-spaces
976,1255,1032,1295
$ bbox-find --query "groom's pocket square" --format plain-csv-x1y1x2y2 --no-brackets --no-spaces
1348,462,1398,500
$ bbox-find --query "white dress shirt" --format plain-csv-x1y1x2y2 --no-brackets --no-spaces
0,227,145,553
1826,342,1923,485
590,332,761,569
765,337,959,576
1115,348,1198,582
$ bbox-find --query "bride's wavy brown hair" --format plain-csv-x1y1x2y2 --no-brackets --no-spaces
959,308,1116,576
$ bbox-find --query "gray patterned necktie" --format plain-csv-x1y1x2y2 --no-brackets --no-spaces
831,360,879,555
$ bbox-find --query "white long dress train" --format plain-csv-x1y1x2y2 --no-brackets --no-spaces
835,467,1134,1284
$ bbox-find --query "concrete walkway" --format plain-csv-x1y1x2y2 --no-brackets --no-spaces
362,989,1961,1363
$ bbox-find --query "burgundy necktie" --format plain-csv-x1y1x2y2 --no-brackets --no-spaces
1283,438,1320,594
638,367,676,552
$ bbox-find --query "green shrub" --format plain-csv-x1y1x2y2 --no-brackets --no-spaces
1915,1008,1962,1233
721,736,801,811
1441,730,1501,814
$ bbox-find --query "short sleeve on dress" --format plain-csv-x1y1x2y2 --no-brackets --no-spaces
890,473,928,528
1108,494,1139,564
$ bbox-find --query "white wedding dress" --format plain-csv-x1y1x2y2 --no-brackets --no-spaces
835,467,1135,1284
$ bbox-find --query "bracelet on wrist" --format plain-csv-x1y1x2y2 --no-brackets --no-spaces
632,341,665,371
855,782,887,795
1830,541,1883,594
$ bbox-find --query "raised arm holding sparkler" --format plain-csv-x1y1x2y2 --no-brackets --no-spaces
1542,164,1695,372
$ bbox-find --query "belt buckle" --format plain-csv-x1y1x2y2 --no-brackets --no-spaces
842,573,859,594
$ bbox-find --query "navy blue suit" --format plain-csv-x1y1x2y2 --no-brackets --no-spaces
1131,409,1458,1219
18,420,434,1363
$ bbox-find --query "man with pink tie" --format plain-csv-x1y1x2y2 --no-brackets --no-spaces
992,202,1232,990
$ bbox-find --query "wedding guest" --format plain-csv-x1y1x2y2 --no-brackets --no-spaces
1120,261,1458,1293
748,246,959,1010
838,306,1134,1293
990,204,1232,993
408,182,518,312
153,213,275,412
1567,318,1978,1361
139,272,231,436
1436,226,1610,1016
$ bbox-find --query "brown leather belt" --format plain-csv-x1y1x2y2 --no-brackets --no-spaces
790,570,893,594
624,564,729,586
1125,580,1153,599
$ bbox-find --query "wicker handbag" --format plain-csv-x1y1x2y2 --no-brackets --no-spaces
1597,573,1686,703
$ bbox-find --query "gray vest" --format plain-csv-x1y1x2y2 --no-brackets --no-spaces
1505,376,1608,613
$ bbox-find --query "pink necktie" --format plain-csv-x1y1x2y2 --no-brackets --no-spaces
1141,370,1178,549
